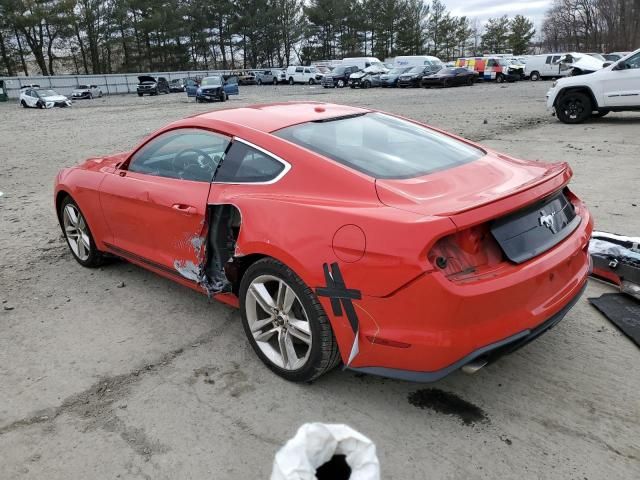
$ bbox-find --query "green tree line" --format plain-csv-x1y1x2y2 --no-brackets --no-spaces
0,0,535,76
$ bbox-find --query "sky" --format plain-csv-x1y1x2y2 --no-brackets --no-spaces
445,0,552,28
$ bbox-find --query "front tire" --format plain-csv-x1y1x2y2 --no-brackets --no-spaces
60,196,104,268
337,79,345,88
288,77,294,85
556,92,592,124
21,100,28,108
530,71,541,81
240,258,340,382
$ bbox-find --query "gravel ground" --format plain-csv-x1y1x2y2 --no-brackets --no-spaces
1,82,639,479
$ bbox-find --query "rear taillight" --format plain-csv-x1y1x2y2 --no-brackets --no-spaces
428,224,504,280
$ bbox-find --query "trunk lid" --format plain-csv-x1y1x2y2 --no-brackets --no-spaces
375,151,569,217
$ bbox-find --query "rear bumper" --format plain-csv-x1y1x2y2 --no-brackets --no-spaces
346,204,592,379
349,280,586,382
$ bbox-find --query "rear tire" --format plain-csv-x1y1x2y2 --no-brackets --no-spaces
239,258,341,382
60,196,105,268
288,77,294,85
257,79,262,85
273,78,277,85
137,93,143,97
556,92,592,124
496,73,505,83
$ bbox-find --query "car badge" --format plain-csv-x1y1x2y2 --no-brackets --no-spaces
539,210,557,233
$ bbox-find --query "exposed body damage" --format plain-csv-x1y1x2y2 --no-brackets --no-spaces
173,205,241,297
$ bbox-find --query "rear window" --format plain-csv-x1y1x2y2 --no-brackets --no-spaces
274,113,484,179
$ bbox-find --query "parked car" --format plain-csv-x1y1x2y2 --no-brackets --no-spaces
321,65,359,88
555,52,606,76
20,86,71,108
71,84,103,99
547,48,640,123
54,102,592,383
348,65,388,88
255,70,281,85
169,78,186,92
195,75,239,102
604,52,631,62
285,66,323,85
397,65,442,87
136,76,170,96
421,67,478,88
378,67,412,87
237,71,257,85
185,78,201,97
455,57,519,82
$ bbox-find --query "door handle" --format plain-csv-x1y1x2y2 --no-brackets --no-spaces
172,204,196,215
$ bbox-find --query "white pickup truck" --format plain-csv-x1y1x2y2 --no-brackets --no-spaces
546,48,640,123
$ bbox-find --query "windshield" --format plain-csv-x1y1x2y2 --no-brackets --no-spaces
389,67,410,74
201,76,223,86
407,66,423,73
439,68,455,75
76,85,89,89
275,112,483,179
38,90,58,97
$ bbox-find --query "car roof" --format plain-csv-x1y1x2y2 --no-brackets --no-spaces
192,102,371,133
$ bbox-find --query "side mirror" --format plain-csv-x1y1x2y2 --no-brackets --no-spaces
602,61,613,68
613,62,626,71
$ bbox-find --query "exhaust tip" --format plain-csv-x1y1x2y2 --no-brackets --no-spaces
461,359,488,375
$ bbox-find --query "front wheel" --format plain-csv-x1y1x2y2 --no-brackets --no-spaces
556,92,592,124
21,100,28,108
309,78,315,85
257,79,262,85
60,197,104,268
240,258,340,382
288,77,294,85
363,80,370,89
272,78,278,85
337,79,345,88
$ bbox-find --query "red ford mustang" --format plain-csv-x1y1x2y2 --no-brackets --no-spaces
54,102,592,382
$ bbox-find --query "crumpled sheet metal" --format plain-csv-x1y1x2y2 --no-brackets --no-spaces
589,231,640,300
271,423,380,480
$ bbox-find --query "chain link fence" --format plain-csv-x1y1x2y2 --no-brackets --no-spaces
0,69,256,99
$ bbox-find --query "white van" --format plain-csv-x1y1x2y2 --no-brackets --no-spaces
342,57,383,70
393,55,443,69
285,66,324,85
525,54,571,81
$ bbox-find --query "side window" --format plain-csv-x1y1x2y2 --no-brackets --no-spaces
296,67,303,73
226,76,238,85
215,141,286,183
545,56,551,64
487,59,497,67
128,129,230,182
365,62,371,68
552,55,560,63
623,53,640,69
304,68,310,73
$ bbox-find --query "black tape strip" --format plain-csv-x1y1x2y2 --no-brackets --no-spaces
316,262,361,334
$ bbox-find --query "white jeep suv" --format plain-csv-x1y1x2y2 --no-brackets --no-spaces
546,48,640,123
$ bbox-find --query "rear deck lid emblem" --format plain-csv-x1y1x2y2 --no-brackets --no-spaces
539,210,557,233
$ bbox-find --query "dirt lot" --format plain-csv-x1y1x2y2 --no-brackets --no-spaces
1,82,639,479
